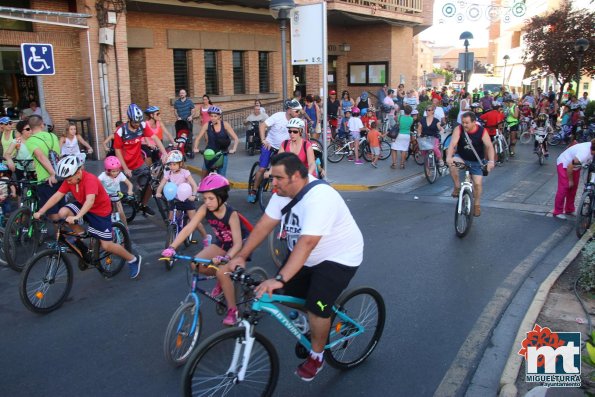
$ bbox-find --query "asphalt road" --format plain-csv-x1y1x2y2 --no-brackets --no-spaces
0,142,581,397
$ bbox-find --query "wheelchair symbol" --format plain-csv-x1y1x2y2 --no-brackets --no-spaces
28,47,50,73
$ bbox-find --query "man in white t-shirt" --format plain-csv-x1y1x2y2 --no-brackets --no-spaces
228,152,363,382
248,99,302,203
553,139,595,219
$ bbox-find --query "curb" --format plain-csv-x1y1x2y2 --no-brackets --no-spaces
187,164,422,192
498,227,594,397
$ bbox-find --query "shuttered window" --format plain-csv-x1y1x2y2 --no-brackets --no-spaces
173,49,189,95
258,52,270,93
233,51,245,94
204,50,219,95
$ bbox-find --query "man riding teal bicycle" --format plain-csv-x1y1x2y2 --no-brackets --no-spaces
227,152,364,381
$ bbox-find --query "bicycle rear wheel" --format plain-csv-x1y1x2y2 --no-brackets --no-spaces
20,249,73,314
361,141,373,162
181,327,279,397
576,191,594,238
258,178,272,213
4,207,41,272
379,140,391,160
326,287,386,370
97,222,130,278
327,142,345,163
164,301,202,367
519,131,532,144
455,189,474,238
248,161,259,195
424,154,437,184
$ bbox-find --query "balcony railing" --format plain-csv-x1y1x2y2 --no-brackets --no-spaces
331,0,423,13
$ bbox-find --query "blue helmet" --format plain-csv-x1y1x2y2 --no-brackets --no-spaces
145,105,159,114
0,163,8,172
361,92,368,101
0,116,10,124
127,104,144,123
360,108,368,116
207,106,222,115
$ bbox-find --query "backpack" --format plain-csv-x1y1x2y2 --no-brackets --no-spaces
31,134,60,173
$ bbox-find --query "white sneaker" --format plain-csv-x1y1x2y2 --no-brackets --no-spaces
554,214,567,220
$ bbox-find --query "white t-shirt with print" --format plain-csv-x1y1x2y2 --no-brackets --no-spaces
265,177,363,268
98,171,128,195
264,112,290,150
557,142,594,168
347,116,364,133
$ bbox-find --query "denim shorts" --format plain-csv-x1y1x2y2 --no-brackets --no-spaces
453,155,486,176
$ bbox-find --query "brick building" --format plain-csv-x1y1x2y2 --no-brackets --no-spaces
0,0,434,156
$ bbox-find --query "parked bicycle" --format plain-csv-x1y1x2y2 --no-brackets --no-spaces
576,163,595,238
19,219,130,313
418,136,448,184
159,254,268,366
181,267,386,396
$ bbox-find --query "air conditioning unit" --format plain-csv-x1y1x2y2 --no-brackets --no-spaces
99,28,114,45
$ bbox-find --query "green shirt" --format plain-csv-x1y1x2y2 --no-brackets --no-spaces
398,115,414,135
25,131,61,182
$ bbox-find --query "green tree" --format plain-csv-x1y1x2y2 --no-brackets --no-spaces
523,2,595,102
433,67,454,85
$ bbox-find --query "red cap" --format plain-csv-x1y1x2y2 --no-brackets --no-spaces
329,90,336,95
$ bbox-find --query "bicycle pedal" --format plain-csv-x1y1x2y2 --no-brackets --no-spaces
77,259,90,271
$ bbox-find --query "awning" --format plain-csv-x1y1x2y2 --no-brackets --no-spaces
522,77,533,85
507,65,526,87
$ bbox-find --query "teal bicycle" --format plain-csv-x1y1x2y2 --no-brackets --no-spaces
181,268,385,396
160,255,268,367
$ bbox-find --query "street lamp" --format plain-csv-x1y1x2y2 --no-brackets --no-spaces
270,0,296,103
459,31,473,92
574,38,590,96
502,55,510,88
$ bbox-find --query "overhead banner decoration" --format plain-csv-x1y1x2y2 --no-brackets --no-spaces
290,3,324,65
439,0,526,24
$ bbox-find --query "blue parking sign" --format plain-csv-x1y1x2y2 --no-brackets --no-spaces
21,43,55,76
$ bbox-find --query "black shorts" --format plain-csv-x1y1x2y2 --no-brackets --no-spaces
509,124,519,132
131,164,150,190
65,202,113,241
37,181,66,215
283,261,357,318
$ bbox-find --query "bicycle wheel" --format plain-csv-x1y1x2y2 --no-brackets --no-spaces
20,249,73,314
258,178,272,213
268,224,287,269
327,142,345,163
502,140,510,162
519,131,532,145
248,161,259,194
183,215,194,248
182,327,279,397
164,301,203,367
326,287,386,370
547,134,561,146
424,154,437,184
4,207,41,272
0,227,5,266
154,196,170,225
123,198,137,224
414,150,424,165
361,141,373,162
235,267,268,316
537,146,545,166
164,224,177,271
454,189,474,238
576,191,594,238
96,222,130,278
379,140,391,160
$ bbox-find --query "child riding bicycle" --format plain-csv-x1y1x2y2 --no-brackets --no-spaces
98,156,134,227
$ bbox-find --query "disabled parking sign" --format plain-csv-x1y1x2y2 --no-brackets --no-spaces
21,43,55,76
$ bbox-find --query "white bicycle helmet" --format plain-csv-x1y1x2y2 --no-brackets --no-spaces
57,155,83,178
287,118,305,130
166,150,184,164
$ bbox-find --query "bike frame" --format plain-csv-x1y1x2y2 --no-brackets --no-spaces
457,169,474,214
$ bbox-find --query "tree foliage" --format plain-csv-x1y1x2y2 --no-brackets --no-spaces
433,67,454,85
523,2,594,99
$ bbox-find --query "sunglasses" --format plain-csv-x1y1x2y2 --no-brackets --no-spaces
288,129,301,134
24,127,32,131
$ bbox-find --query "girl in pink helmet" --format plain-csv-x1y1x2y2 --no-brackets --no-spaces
98,156,134,227
161,173,250,326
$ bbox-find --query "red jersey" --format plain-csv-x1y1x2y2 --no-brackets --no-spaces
59,171,111,217
361,114,378,129
480,110,505,136
113,122,154,170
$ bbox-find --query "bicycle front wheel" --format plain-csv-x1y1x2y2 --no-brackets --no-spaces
519,131,532,145
327,142,345,163
20,249,73,314
326,286,386,370
164,301,202,367
576,190,594,238
182,327,279,397
123,198,137,224
97,222,130,278
4,207,41,272
424,154,437,184
455,189,474,238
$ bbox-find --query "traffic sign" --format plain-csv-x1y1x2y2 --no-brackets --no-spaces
21,43,55,76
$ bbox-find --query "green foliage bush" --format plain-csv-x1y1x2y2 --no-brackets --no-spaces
417,100,432,116
585,101,595,120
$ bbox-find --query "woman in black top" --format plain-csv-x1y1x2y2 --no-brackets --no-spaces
418,105,445,165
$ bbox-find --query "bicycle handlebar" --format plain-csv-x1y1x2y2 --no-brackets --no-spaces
228,267,263,287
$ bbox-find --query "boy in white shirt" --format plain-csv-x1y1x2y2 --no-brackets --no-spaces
347,107,366,165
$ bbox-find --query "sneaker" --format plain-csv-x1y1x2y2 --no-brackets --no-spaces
247,192,256,203
347,156,354,162
129,255,142,279
142,205,155,217
296,355,324,382
211,282,222,298
371,162,378,168
222,307,238,326
510,151,515,157
355,160,363,165
203,234,212,247
554,214,567,220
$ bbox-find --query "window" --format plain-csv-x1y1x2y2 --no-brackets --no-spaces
173,49,189,95
347,62,388,86
511,31,521,49
232,51,245,94
0,0,32,31
204,50,219,95
258,52,270,93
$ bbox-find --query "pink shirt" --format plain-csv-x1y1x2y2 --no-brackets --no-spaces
164,168,191,186
200,107,211,125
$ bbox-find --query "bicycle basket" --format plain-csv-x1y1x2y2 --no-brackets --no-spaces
417,137,435,151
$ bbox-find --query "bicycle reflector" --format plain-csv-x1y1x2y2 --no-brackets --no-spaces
335,322,343,333
35,291,44,299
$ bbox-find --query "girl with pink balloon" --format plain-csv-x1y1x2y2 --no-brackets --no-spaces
156,150,211,246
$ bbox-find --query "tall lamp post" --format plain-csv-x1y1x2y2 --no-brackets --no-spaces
574,38,589,95
459,31,473,92
502,55,510,88
270,0,296,102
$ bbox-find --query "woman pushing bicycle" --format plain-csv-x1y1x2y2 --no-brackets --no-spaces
161,173,250,325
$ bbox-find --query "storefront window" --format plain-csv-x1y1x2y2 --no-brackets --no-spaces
348,62,388,86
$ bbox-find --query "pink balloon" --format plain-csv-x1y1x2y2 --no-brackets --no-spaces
176,183,193,201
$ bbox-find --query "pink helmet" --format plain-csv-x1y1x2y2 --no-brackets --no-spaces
198,173,230,193
351,106,360,115
104,156,122,171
